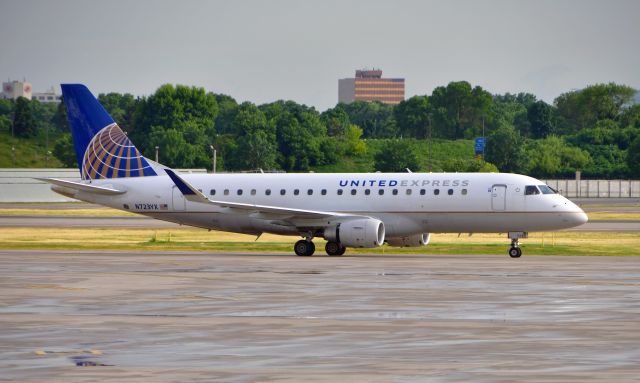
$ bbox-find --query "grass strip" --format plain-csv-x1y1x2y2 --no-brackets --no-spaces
1,228,638,256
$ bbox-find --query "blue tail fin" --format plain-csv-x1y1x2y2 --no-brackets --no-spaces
61,84,157,180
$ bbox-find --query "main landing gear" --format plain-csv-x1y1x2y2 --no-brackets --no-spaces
508,232,527,258
325,241,346,256
294,239,346,256
294,239,315,256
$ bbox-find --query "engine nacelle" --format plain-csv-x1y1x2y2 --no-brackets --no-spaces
386,233,431,248
324,218,385,248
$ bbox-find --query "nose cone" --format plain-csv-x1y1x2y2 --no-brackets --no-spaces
572,211,589,226
564,200,588,227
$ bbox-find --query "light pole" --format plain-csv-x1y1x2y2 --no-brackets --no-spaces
155,146,159,163
427,113,432,172
209,145,217,173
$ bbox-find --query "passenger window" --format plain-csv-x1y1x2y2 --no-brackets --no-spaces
307,189,313,195
210,189,216,196
406,189,412,195
265,189,271,196
321,189,327,195
337,189,343,195
224,189,230,196
392,189,398,195
525,185,540,195
378,189,384,195
294,189,300,195
448,189,453,195
237,189,243,196
251,189,256,195
351,189,357,195
461,189,467,195
434,189,440,195
365,189,371,195
280,189,286,195
420,189,426,195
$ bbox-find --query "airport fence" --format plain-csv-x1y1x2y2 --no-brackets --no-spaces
543,179,640,198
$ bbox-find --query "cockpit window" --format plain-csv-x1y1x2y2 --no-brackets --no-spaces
538,185,556,194
525,185,540,195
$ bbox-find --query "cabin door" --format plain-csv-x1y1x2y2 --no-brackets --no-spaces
172,186,186,211
491,185,506,211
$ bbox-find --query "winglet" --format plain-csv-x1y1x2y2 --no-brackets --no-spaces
164,169,209,203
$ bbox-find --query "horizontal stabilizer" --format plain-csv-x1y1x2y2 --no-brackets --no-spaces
36,178,126,195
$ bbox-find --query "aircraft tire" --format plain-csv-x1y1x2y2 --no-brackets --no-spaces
325,241,345,256
509,247,522,258
295,240,315,256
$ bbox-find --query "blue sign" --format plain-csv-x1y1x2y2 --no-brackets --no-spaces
474,137,485,155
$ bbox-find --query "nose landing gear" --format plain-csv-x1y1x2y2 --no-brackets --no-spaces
508,232,527,258
509,245,522,258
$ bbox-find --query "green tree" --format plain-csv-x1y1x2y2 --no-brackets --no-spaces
13,97,37,138
491,93,535,137
223,102,279,171
273,111,324,171
0,98,13,131
53,133,77,168
343,101,397,138
442,158,498,172
620,104,640,129
374,140,420,172
527,100,554,139
214,94,238,135
555,83,636,133
341,124,366,156
320,104,350,136
628,136,640,177
148,127,201,168
52,97,70,133
525,136,591,177
238,129,278,170
132,84,218,166
394,96,431,138
430,81,493,139
98,92,137,131
485,122,525,173
0,98,12,132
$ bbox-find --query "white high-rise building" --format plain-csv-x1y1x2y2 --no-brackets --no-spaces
2,80,32,100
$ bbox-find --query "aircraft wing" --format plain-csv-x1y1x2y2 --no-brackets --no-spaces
36,178,126,195
165,169,363,221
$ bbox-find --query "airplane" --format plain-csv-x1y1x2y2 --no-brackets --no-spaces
39,84,588,258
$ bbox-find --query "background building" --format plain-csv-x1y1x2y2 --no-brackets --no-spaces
2,79,32,100
32,86,61,103
338,69,405,104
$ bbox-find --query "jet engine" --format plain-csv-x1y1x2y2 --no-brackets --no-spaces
324,218,385,248
386,233,431,247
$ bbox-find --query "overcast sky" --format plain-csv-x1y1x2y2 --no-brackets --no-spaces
1,0,638,110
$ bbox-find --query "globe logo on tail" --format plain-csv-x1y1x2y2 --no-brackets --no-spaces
81,123,157,180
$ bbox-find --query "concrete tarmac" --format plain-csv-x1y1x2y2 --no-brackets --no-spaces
0,250,638,382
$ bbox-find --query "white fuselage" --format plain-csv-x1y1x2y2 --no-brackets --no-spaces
68,172,588,238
